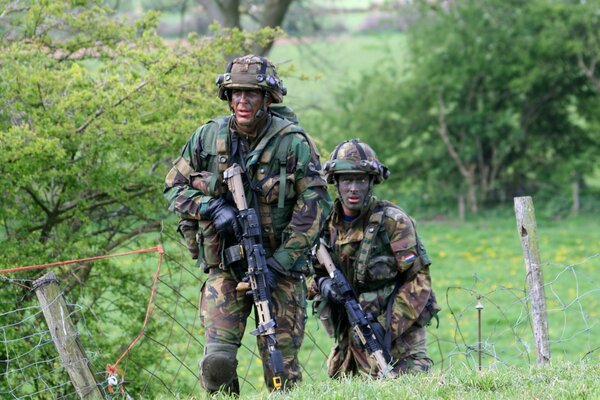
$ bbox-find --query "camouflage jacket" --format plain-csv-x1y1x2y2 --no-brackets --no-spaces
311,197,438,339
164,111,332,275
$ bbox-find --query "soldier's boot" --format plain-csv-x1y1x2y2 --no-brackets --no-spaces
199,343,239,395
394,355,432,375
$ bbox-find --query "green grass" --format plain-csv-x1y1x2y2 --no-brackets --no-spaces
204,361,600,399
112,211,600,397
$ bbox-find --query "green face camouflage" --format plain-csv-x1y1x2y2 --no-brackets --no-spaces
324,139,389,184
337,173,371,216
216,55,287,103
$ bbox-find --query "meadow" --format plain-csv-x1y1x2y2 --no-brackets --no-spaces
133,209,599,398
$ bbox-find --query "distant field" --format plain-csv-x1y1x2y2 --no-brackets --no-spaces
269,32,407,120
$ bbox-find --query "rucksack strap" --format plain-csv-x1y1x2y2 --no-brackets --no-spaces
255,128,295,250
354,204,385,285
216,128,229,180
275,133,294,209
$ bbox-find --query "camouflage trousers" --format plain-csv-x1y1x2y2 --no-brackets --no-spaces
200,267,307,391
327,323,432,378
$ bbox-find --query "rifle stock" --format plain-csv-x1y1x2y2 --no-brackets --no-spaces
313,238,397,378
223,164,284,390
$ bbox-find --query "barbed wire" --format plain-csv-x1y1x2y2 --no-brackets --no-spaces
1,230,598,398
432,252,600,372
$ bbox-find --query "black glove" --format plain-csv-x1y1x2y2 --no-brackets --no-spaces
265,257,285,290
318,277,343,304
263,265,280,290
205,198,241,240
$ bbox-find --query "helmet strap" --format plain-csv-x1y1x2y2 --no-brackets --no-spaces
364,177,374,207
253,91,270,121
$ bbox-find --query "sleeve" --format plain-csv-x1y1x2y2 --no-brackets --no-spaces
306,222,334,300
163,127,215,219
270,134,333,272
385,210,433,336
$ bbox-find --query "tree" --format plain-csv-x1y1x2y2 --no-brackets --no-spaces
198,0,294,55
321,0,600,216
0,1,280,290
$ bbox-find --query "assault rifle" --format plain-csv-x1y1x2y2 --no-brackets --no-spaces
223,164,284,390
313,238,397,378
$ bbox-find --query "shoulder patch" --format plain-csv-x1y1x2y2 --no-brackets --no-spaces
383,205,408,223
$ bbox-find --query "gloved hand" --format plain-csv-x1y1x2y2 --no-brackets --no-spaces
265,257,285,290
263,265,280,290
205,198,241,240
318,277,343,304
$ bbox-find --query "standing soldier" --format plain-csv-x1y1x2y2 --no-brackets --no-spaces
308,139,440,377
164,55,331,394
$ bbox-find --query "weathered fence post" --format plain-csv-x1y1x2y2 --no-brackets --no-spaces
34,272,104,399
514,196,551,364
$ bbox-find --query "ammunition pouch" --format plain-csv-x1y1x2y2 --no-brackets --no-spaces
414,291,441,328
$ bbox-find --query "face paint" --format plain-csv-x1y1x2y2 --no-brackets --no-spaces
337,173,371,217
231,89,265,126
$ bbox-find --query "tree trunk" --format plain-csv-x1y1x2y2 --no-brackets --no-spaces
255,0,295,55
437,95,479,215
202,0,240,28
458,193,465,222
571,177,580,216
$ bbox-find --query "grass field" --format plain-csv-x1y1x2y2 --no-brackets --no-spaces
123,209,599,398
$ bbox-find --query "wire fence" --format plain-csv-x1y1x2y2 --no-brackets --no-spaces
1,226,599,398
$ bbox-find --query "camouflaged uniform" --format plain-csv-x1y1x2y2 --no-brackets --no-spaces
308,139,439,378
164,109,331,391
309,197,439,377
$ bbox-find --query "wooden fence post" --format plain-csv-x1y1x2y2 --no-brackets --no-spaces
514,196,551,364
34,272,104,399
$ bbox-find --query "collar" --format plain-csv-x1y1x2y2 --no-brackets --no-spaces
331,196,378,228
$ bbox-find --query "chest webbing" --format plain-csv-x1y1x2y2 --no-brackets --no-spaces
215,120,296,251
354,204,385,285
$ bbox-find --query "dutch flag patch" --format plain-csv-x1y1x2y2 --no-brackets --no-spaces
402,252,416,263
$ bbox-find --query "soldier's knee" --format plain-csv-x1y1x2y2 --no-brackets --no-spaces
199,343,238,392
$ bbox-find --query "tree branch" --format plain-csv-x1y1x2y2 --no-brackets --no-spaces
578,52,600,92
24,186,50,214
76,63,179,134
437,94,470,178
104,221,162,252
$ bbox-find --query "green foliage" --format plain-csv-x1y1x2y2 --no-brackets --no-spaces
0,0,282,394
310,0,600,215
0,1,281,266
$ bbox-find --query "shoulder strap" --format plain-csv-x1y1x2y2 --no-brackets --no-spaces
274,133,295,208
355,202,386,285
215,121,230,183
257,126,296,250
247,118,294,168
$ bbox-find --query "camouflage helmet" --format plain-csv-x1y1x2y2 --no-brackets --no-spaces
215,55,287,103
323,139,390,184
